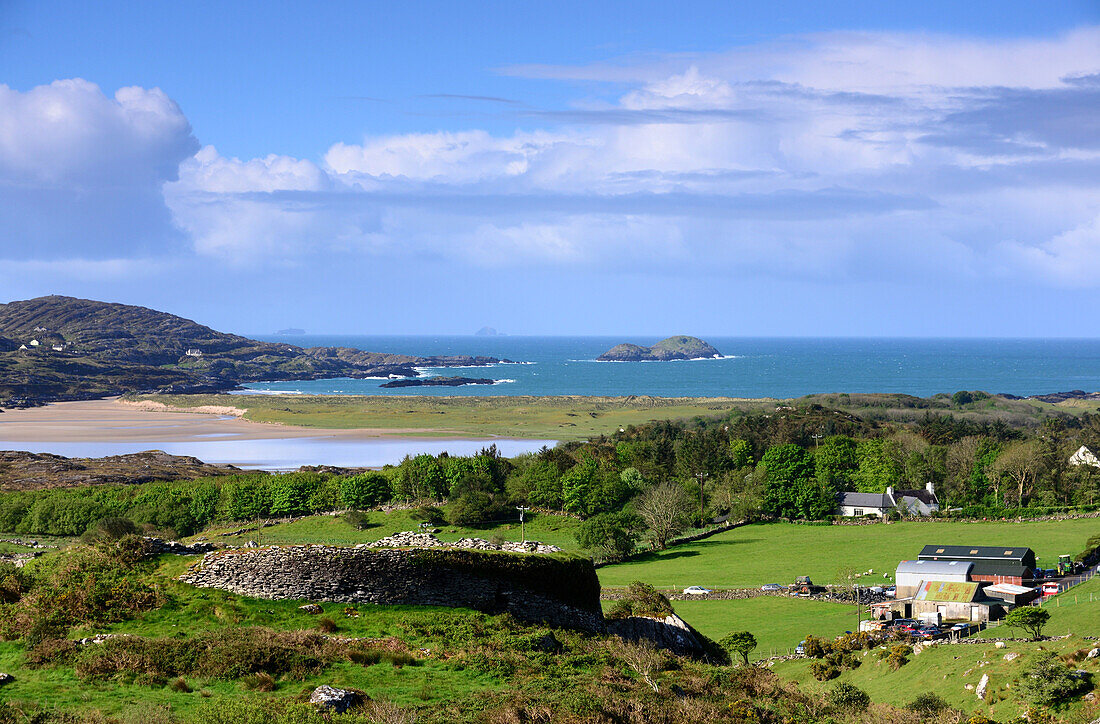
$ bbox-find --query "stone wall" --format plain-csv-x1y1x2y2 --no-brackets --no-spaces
179,544,604,632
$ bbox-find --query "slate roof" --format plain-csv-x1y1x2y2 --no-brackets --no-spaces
895,489,938,505
837,492,892,508
919,545,1035,568
896,560,973,578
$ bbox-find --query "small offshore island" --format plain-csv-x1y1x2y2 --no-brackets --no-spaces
379,376,496,388
598,335,722,361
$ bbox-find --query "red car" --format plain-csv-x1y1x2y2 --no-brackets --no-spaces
1041,582,1060,596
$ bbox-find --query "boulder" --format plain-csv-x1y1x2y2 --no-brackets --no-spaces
309,685,365,713
299,603,324,614
1003,652,1019,661
607,613,706,658
976,673,989,700
0,673,12,685
1087,648,1099,659
535,633,563,653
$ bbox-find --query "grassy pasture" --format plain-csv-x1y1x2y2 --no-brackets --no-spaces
672,596,860,659
137,393,771,440
597,518,1100,589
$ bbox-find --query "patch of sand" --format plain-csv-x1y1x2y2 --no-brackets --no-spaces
0,399,441,444
119,398,246,416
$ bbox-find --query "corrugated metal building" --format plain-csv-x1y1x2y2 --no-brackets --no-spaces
895,559,973,598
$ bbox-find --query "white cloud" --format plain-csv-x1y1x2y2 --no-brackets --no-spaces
0,78,197,187
1001,214,1100,286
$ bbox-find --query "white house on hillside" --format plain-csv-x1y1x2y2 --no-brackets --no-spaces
837,482,940,517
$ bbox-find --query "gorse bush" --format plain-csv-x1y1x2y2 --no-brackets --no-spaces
604,581,674,620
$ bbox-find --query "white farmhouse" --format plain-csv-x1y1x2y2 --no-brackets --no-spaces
837,482,940,517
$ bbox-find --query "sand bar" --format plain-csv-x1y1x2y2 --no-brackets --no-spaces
0,399,441,444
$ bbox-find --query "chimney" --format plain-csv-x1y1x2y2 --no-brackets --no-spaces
926,481,935,495
886,486,894,499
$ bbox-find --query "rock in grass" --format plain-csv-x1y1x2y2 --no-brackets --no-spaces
309,685,366,713
0,673,11,685
299,603,323,614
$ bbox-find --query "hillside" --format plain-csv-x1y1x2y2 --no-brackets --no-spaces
0,296,506,405
598,335,722,361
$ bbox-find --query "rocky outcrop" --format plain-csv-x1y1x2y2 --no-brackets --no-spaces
179,544,603,632
607,614,707,658
0,450,240,492
380,376,497,388
597,336,722,362
310,685,364,713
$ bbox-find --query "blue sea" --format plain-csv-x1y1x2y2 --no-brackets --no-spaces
244,336,1100,399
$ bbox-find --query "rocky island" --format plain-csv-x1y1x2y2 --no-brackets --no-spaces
597,335,722,362
379,376,497,388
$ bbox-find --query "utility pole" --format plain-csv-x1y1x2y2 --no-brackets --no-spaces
695,471,708,529
516,506,530,543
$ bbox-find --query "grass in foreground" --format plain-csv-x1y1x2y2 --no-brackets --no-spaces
597,519,1100,589
672,596,859,660
136,393,771,440
772,634,1100,721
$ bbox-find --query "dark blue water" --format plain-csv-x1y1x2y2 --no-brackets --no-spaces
244,337,1100,398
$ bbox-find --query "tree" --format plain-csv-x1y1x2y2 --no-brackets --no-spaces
814,436,858,489
340,472,392,509
853,439,902,493
719,631,757,665
1004,606,1050,641
761,444,816,519
990,440,1041,507
607,638,664,692
636,481,693,549
574,512,641,562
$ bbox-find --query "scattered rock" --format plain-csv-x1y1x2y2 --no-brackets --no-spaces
309,685,365,713
976,673,989,700
1087,648,1099,659
368,531,560,554
965,684,974,691
1003,652,1019,661
244,540,258,548
535,633,563,653
299,604,323,614
0,673,12,686
607,613,706,658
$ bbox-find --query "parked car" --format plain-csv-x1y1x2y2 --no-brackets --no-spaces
950,622,970,632
914,627,941,640
761,583,786,592
682,586,713,595
1041,582,1060,596
868,586,885,594
795,640,806,655
884,586,897,598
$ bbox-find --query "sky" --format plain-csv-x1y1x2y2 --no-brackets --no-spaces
1,0,1099,337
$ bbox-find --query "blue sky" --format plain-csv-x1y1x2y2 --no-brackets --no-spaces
1,1,1099,336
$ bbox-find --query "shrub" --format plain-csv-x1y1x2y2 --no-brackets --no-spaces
82,516,141,543
907,692,951,716
315,617,338,633
809,660,839,681
343,510,371,530
409,506,445,526
603,581,673,620
241,672,276,691
574,512,641,562
169,676,192,693
1018,652,1087,707
828,681,870,711
801,636,831,659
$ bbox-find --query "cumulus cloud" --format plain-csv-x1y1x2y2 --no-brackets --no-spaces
0,78,198,258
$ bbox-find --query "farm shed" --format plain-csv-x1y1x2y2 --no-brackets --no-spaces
918,545,1035,584
886,580,1001,623
982,583,1040,606
895,559,972,598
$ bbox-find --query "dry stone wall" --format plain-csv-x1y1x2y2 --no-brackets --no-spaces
180,544,604,632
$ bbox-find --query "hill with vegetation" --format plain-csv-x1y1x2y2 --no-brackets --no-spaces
0,296,506,405
598,336,722,361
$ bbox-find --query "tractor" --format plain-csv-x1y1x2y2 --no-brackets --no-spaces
1057,554,1078,576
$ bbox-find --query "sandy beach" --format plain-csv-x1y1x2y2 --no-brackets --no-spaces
0,398,435,444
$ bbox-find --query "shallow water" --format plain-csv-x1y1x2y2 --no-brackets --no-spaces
0,437,557,470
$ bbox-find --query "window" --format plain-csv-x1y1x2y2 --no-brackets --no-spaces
854,509,863,516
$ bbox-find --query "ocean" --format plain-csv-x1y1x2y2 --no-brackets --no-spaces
243,336,1100,399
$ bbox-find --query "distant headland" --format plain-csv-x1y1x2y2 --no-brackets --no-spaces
597,336,722,362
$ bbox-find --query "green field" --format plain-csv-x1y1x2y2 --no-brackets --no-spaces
672,596,860,659
597,519,1100,589
136,393,770,440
